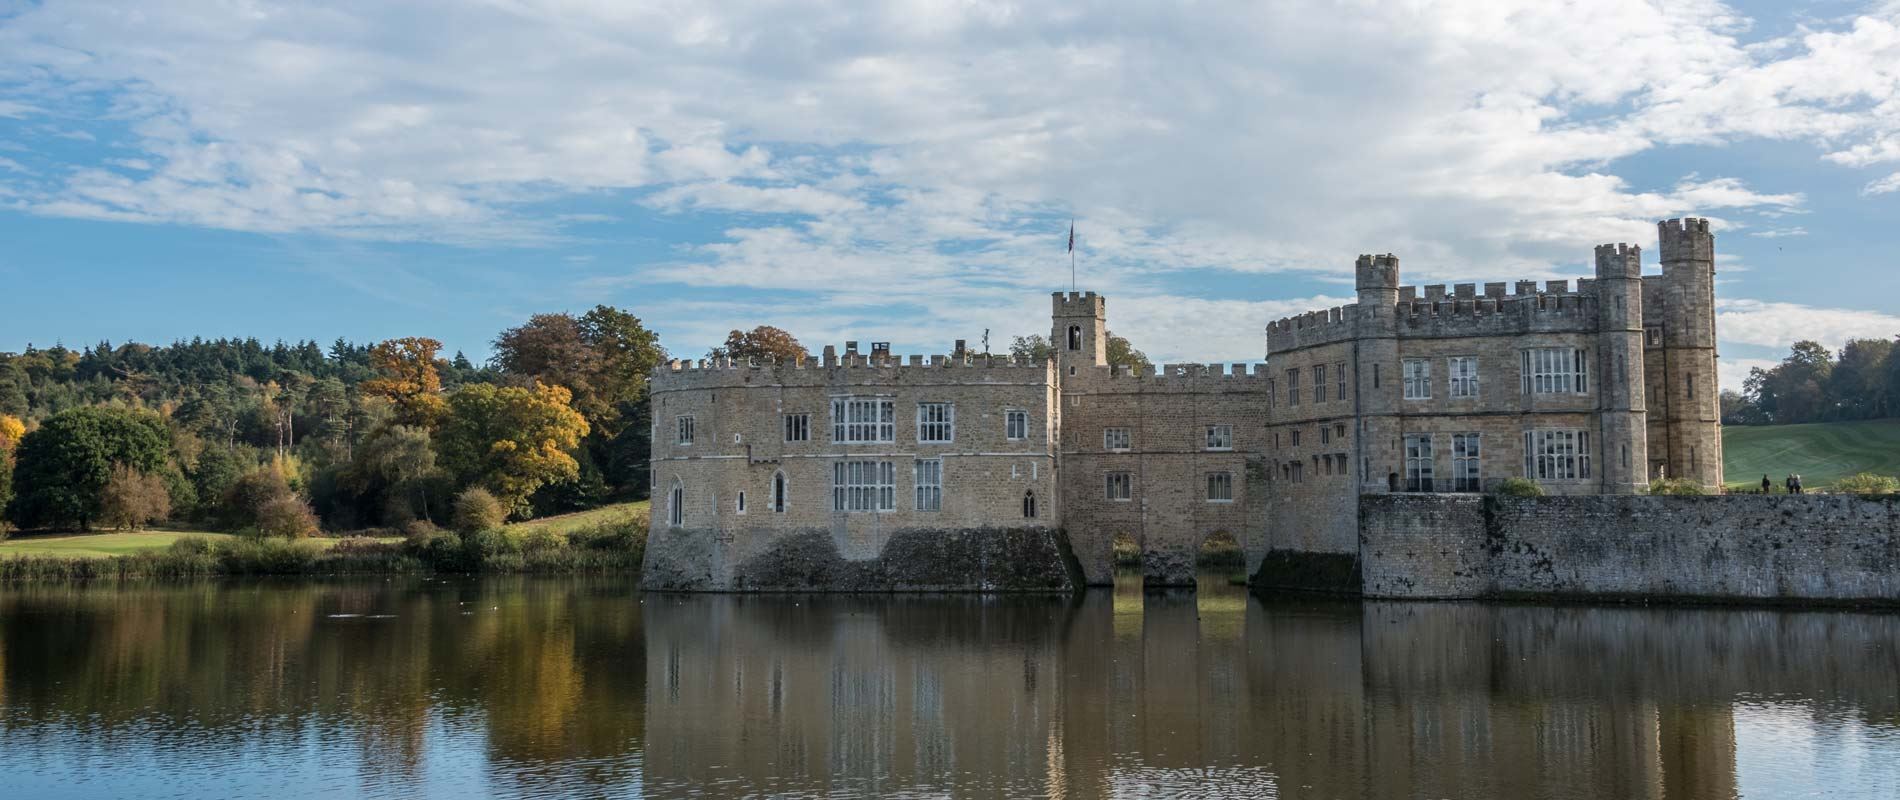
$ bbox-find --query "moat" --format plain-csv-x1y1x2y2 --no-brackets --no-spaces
2,576,1896,799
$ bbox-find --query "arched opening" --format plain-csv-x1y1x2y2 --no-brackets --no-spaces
1067,325,1082,351
1111,531,1140,571
771,470,787,513
668,479,685,527
1022,490,1037,519
1199,530,1243,574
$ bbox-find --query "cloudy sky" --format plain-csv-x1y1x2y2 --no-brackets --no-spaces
4,0,1900,388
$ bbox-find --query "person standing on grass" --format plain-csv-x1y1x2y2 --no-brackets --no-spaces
1786,474,1797,495
1762,474,1773,494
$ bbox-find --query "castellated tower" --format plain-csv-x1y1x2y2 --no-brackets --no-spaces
1353,254,1401,492
1593,243,1649,494
1051,291,1108,375
1654,218,1724,489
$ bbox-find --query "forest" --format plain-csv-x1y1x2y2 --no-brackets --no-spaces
1722,337,1900,425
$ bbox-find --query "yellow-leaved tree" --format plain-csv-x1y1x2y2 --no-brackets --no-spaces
0,414,22,526
438,382,589,517
360,337,449,428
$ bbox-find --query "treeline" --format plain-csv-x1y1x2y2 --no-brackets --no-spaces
0,307,718,536
1723,338,1900,425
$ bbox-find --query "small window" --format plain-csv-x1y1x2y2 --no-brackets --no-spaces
1067,325,1082,351
736,492,747,514
1646,326,1662,346
1286,369,1301,406
1373,363,1381,389
1005,410,1029,441
1205,425,1233,450
1447,356,1478,398
1320,426,1331,445
917,402,955,443
1686,374,1695,400
1402,359,1430,400
668,480,685,527
915,459,942,512
1314,364,1327,403
1104,472,1132,501
1291,461,1303,483
783,413,810,442
1207,472,1234,502
676,416,696,445
1290,430,1301,447
1022,490,1038,518
772,471,788,513
1104,427,1131,450
1335,423,1346,440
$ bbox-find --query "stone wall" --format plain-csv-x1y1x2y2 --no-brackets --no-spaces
1360,494,1900,604
643,524,1081,592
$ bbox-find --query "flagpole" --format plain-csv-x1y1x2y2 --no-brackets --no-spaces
1069,218,1076,292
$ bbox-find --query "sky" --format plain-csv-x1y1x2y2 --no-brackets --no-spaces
3,0,1900,391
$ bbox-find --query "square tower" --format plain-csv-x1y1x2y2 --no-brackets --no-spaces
1051,291,1107,374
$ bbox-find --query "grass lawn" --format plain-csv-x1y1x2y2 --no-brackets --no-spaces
0,530,242,558
505,500,649,537
1724,419,1900,491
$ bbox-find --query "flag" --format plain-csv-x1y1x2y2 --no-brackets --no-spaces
1067,222,1074,253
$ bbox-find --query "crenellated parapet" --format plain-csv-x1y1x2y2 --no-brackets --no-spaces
1659,217,1713,264
1069,360,1274,393
650,350,1055,393
1266,305,1362,354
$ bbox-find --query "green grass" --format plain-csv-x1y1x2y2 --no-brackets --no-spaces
1724,419,1900,491
505,500,649,537
0,530,241,558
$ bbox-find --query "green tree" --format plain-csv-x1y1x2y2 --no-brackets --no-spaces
451,486,507,534
1009,335,1055,363
1107,331,1150,373
1828,338,1893,419
491,305,665,439
438,382,590,517
6,406,170,530
708,325,809,363
356,424,440,524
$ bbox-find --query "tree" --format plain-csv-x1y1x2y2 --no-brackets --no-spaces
1009,335,1054,363
98,465,172,530
253,495,320,538
6,407,170,530
360,337,449,428
491,306,665,439
709,325,809,363
355,424,440,524
438,382,590,517
451,487,506,534
1746,340,1832,424
1107,331,1150,373
0,414,21,521
1828,338,1893,419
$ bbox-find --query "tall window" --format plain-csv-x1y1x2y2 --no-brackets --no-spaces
1320,426,1331,445
1205,424,1233,450
833,460,895,512
1290,461,1303,483
1452,433,1481,491
1287,369,1301,406
1005,410,1029,441
1290,430,1301,447
1524,429,1592,481
832,397,895,443
1521,348,1589,394
1404,434,1434,492
1022,490,1037,518
676,416,696,445
1313,364,1327,403
1336,362,1347,402
668,480,685,527
914,459,942,511
1104,471,1132,501
1067,325,1082,350
1402,359,1431,400
771,471,788,513
1208,472,1234,502
1103,427,1131,450
917,402,955,443
783,413,810,442
1448,357,1479,398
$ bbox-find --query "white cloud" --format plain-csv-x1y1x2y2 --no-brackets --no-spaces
1716,298,1900,350
1719,356,1778,393
1866,171,1900,195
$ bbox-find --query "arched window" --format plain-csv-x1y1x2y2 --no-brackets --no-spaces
772,470,788,513
1022,490,1038,519
668,479,685,527
1067,325,1082,351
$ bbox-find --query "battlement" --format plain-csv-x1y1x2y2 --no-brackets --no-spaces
1069,360,1275,392
1268,275,1613,353
1051,290,1106,318
1355,253,1400,290
1594,243,1642,279
1659,217,1714,263
651,350,1055,391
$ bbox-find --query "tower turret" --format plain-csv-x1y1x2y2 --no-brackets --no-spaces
1593,242,1648,493
1355,253,1400,308
1051,291,1107,374
1653,218,1722,489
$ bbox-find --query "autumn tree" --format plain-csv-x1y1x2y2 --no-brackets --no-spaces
491,306,665,437
437,382,590,517
0,415,22,522
709,325,810,363
360,337,449,428
98,465,172,530
6,407,170,530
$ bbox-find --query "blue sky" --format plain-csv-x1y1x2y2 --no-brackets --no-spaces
4,0,1900,388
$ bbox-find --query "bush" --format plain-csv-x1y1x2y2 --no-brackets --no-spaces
1494,477,1545,498
402,519,441,541
223,467,297,530
253,495,320,538
566,516,647,554
168,535,213,555
1648,478,1705,496
451,487,506,534
1834,473,1900,495
99,465,173,530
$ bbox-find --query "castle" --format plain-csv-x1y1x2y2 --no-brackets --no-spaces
644,219,1722,589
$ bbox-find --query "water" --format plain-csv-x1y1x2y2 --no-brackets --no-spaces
0,575,1896,799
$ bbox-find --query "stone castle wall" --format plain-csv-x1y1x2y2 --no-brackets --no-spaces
1361,494,1900,604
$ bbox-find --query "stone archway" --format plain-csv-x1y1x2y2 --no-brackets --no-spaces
1199,530,1244,578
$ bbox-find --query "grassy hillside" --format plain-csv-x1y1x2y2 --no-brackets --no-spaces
1724,419,1900,490
504,500,649,537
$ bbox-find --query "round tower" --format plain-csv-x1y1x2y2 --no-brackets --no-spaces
1657,218,1723,490
1593,242,1649,494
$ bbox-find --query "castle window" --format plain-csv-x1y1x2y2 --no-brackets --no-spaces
1448,356,1479,398
1337,362,1347,401
1207,472,1234,501
1290,461,1303,483
1404,434,1434,492
736,492,747,514
1067,325,1082,351
772,471,788,513
1290,430,1301,447
1685,374,1695,400
783,413,810,442
1104,427,1131,451
1268,379,1276,408
1005,410,1029,441
1022,490,1038,518
1320,426,1331,445
1314,364,1327,403
917,402,955,443
833,460,895,512
1104,472,1132,501
1286,369,1300,406
676,416,696,445
1646,326,1662,346
1335,423,1346,440
1402,359,1431,400
915,459,942,512
1373,363,1381,389
832,397,895,443
1524,429,1591,481
1521,348,1589,394
1205,425,1233,451
1452,433,1481,492
668,480,685,527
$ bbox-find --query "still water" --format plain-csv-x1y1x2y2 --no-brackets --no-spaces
0,575,1896,799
